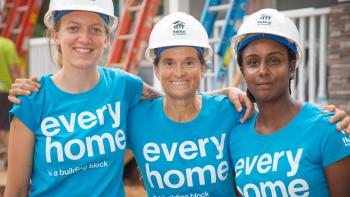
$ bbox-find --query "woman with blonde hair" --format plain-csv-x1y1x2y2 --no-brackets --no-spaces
5,0,155,196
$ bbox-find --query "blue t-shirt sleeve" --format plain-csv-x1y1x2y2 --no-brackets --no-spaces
315,114,350,167
9,94,41,133
123,71,143,108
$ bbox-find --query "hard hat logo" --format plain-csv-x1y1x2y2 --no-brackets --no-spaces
173,21,186,36
258,14,272,25
231,8,303,68
145,12,213,62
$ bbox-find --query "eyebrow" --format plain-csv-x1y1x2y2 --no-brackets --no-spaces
245,51,284,58
160,58,174,62
268,52,284,56
66,21,104,27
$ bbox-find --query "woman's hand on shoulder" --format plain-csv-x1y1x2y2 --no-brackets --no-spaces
324,105,350,134
226,87,255,123
8,77,41,104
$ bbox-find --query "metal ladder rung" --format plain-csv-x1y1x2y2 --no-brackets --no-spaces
215,19,226,27
5,2,14,8
128,5,142,12
209,38,220,44
208,4,230,12
118,34,134,40
12,28,22,34
17,5,29,12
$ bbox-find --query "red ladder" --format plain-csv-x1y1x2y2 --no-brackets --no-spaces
0,0,15,35
1,0,44,56
107,0,160,74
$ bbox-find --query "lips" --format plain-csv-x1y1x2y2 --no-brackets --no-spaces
256,82,273,89
257,82,273,86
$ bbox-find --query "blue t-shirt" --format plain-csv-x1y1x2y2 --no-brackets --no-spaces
127,94,242,197
9,67,143,197
229,103,350,197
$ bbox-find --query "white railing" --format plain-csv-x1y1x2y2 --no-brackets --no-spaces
283,7,330,104
201,7,331,105
28,37,57,77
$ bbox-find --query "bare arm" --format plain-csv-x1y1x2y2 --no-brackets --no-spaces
9,63,21,81
324,156,350,197
206,87,255,123
7,79,163,101
4,117,35,197
141,82,164,100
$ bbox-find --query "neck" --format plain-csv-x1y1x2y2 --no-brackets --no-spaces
163,94,202,122
52,66,100,93
255,95,303,135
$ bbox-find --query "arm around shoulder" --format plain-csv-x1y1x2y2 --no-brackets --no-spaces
141,82,163,100
4,117,35,197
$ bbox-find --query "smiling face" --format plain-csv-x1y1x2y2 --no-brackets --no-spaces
154,47,205,100
52,11,109,70
240,39,296,103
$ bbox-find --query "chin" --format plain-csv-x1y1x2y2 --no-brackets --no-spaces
167,92,196,100
72,61,98,69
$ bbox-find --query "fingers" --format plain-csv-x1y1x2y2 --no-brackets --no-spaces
230,95,243,113
336,115,350,133
16,77,41,89
324,104,336,113
239,94,254,123
329,109,346,124
11,79,40,95
8,94,21,105
346,121,350,135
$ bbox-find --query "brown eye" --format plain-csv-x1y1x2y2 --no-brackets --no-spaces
185,60,194,67
67,26,79,32
269,57,280,65
162,60,174,68
247,58,258,67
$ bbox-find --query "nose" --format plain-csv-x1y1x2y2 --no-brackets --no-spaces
78,30,92,44
258,62,269,77
173,64,184,77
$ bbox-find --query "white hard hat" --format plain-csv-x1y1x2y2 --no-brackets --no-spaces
44,0,118,30
145,12,213,62
231,8,303,67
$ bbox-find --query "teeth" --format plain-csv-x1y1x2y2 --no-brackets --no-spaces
74,48,92,53
171,81,187,85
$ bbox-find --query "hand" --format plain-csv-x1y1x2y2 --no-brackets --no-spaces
227,87,255,123
324,105,350,134
8,77,41,104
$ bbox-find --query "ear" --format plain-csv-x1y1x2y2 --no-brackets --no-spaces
51,29,59,45
200,64,205,78
103,34,110,49
288,60,297,79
